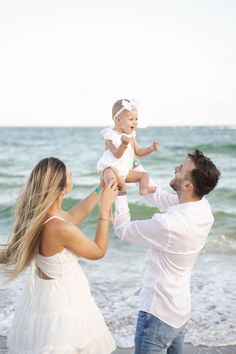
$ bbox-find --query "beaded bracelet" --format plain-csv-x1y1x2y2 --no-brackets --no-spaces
94,186,101,193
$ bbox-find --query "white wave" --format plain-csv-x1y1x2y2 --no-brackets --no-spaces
1,251,236,347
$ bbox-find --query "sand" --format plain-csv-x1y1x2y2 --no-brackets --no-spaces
1,336,236,354
114,344,236,353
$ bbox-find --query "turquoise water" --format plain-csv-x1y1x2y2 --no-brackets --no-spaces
0,126,236,347
1,126,235,250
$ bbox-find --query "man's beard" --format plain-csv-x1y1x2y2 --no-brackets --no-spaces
170,178,178,191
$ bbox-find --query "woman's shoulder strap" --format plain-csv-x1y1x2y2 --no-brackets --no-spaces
43,216,66,225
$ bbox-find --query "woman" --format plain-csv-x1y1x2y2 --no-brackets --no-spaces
0,157,117,353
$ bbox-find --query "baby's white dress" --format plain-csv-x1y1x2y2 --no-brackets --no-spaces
7,216,116,354
97,128,135,178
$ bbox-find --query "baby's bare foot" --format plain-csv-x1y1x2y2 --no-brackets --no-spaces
140,186,157,195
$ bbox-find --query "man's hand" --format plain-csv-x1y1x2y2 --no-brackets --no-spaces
150,141,160,152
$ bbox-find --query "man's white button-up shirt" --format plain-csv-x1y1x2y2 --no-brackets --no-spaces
114,188,214,328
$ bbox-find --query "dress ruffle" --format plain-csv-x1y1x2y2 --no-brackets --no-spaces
100,128,136,142
8,332,115,354
8,291,115,354
100,128,117,141
7,248,116,354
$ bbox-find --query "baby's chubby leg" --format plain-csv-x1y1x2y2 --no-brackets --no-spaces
102,167,117,185
103,167,125,191
125,170,156,195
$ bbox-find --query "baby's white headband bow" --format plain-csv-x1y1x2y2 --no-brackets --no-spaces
113,99,139,120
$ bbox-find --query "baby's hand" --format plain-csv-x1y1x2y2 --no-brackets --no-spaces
150,141,160,152
121,135,132,146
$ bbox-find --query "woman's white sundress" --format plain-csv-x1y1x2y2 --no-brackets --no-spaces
7,216,116,354
97,128,135,178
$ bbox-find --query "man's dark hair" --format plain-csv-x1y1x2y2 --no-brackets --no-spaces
187,149,221,197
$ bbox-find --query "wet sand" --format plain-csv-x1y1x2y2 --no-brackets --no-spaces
1,336,235,354
114,344,236,353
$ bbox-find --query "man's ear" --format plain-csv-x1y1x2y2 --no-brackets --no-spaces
184,180,194,192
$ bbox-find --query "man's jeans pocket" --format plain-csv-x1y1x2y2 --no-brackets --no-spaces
135,311,186,353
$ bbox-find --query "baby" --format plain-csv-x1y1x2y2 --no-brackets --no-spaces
97,99,160,195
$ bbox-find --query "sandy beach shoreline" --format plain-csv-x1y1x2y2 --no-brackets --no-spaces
1,336,236,354
114,344,236,354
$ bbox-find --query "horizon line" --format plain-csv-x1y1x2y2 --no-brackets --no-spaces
0,124,235,128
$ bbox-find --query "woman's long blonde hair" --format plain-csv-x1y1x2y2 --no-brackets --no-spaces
0,157,67,280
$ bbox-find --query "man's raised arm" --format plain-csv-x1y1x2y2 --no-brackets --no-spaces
134,164,179,210
114,195,169,250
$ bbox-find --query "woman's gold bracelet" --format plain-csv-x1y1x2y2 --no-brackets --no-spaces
98,217,110,221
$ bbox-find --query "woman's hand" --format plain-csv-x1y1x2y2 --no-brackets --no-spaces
98,178,105,191
99,179,118,213
109,169,126,194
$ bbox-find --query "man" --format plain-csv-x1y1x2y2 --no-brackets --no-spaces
114,149,220,354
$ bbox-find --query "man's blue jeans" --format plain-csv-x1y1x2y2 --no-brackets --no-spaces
134,311,186,354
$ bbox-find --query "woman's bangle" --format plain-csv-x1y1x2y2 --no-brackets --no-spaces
94,186,101,193
98,217,110,221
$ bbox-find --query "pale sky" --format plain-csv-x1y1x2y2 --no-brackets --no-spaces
0,0,235,127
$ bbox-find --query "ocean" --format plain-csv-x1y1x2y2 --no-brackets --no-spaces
0,126,235,347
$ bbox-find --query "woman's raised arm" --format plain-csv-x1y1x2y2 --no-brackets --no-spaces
62,180,118,259
68,187,102,225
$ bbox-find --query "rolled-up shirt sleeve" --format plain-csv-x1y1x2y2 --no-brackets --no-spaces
114,195,170,250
